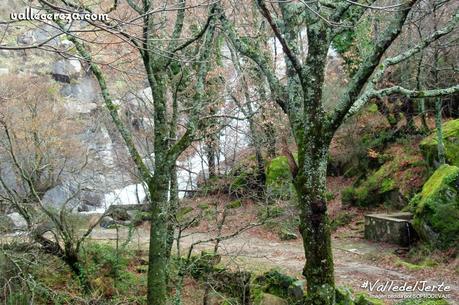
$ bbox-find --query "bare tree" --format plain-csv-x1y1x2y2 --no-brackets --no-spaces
0,75,104,292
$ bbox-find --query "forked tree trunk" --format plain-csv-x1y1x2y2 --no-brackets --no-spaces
294,136,335,305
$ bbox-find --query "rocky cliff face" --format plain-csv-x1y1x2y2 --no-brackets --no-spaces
0,23,138,213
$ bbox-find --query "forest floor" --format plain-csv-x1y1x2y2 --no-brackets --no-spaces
88,192,459,305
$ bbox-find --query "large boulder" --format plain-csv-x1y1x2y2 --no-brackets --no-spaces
42,184,78,210
420,119,459,167
6,212,27,231
52,58,82,83
60,76,98,104
409,164,459,250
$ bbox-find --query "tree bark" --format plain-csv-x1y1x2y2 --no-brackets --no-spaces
434,98,446,165
147,173,170,305
294,135,335,305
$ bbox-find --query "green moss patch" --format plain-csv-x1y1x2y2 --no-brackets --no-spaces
409,164,459,250
420,119,459,167
227,199,242,209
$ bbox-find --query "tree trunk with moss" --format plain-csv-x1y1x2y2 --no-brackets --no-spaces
434,98,446,165
147,172,170,305
294,135,335,304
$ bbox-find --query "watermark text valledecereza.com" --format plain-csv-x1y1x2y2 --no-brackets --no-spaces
360,280,453,300
10,7,108,22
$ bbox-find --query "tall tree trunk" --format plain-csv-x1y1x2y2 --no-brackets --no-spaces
294,136,335,305
147,172,170,305
434,98,446,165
166,165,178,260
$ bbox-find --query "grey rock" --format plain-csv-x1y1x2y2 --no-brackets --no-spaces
52,58,82,83
0,162,18,191
17,24,60,46
6,212,27,231
59,39,74,50
60,76,98,102
80,190,104,208
0,68,8,75
63,100,98,114
288,280,305,301
100,216,115,229
42,185,77,210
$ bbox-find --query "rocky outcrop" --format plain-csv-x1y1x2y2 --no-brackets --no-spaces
17,23,60,46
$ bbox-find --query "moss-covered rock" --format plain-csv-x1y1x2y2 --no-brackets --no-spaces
251,270,303,304
420,119,459,167
342,153,427,208
409,164,459,250
266,156,296,200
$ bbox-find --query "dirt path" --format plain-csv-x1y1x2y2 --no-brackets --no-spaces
89,227,458,304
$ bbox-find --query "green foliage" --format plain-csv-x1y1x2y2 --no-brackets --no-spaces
420,119,459,167
84,243,127,276
330,211,354,232
0,215,13,233
259,206,285,220
228,155,263,199
409,164,459,250
332,15,375,76
82,242,144,296
332,30,355,55
227,199,243,209
6,292,30,305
